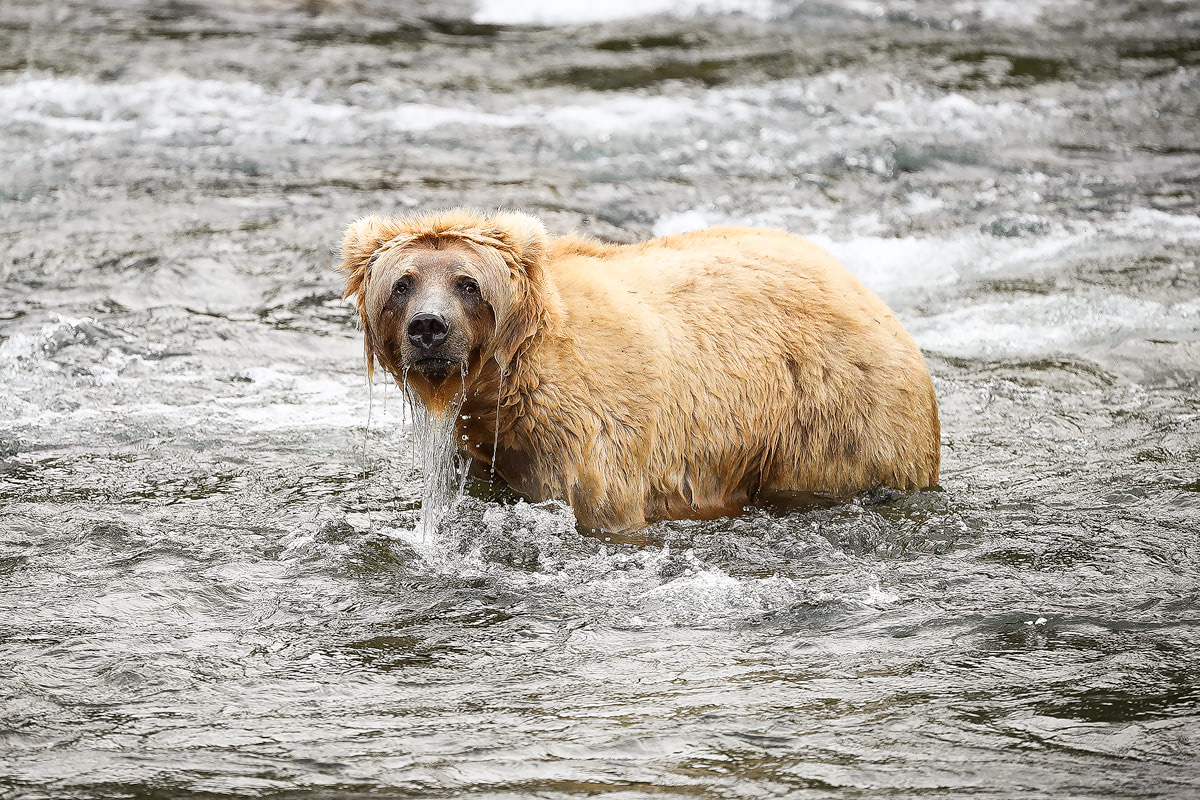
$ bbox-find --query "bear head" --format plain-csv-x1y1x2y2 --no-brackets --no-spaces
339,208,548,407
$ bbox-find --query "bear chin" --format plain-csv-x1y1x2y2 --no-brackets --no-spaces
411,358,459,382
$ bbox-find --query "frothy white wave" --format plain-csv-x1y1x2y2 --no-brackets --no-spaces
0,74,717,142
0,317,400,435
472,0,777,25
647,206,1200,362
652,210,713,237
351,499,902,629
648,208,1061,297
472,0,1089,27
225,370,395,432
912,295,1200,359
0,70,1064,154
0,75,517,144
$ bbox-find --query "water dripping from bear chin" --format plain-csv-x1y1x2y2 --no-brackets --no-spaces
405,364,471,540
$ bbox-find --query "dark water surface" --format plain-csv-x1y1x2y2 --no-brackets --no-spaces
2,1,1199,797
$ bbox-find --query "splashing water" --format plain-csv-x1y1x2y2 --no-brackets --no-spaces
491,366,504,479
400,365,471,541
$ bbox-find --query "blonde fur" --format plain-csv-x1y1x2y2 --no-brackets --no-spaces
340,208,940,531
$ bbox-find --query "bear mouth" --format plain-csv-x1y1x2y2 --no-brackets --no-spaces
412,357,461,382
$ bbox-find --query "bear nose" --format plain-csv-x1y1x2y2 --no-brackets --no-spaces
407,313,449,350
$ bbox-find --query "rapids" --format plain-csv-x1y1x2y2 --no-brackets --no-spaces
1,1,1198,797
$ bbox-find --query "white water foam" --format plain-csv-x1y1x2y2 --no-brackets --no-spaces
0,75,517,145
0,69,1064,155
804,0,1092,27
652,210,713,237
651,206,1200,295
345,497,902,630
472,0,1090,28
472,0,777,26
648,207,1057,298
911,295,1200,360
645,206,1200,365
0,316,397,435
225,369,401,432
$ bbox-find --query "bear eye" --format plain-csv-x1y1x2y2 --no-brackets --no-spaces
392,277,412,297
458,278,480,297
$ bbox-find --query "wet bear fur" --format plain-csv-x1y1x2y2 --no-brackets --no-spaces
339,208,940,531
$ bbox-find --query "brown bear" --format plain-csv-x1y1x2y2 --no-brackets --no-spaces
339,208,939,531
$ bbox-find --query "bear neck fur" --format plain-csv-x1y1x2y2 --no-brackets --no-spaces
450,251,593,505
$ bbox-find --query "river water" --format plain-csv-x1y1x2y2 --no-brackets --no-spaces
2,0,1199,797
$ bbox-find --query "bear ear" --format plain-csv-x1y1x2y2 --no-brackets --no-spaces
492,298,539,375
489,210,548,279
339,215,397,304
487,211,548,373
339,215,400,379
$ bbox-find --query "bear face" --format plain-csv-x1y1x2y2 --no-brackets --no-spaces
340,210,550,410
364,241,497,387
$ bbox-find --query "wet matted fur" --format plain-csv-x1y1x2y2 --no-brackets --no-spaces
340,208,940,531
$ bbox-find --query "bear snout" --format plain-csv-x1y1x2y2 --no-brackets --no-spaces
407,312,450,351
